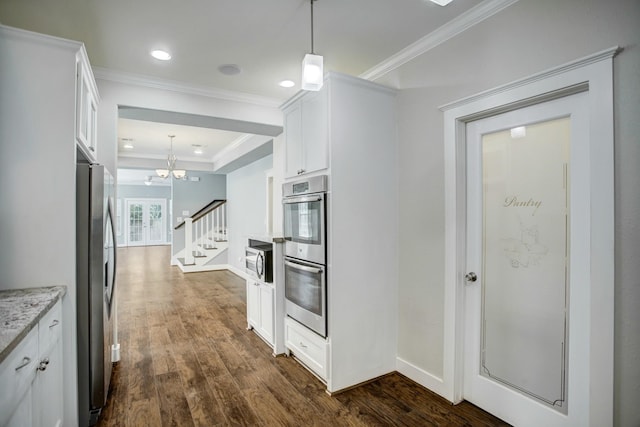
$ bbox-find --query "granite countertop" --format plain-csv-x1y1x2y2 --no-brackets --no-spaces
0,286,67,364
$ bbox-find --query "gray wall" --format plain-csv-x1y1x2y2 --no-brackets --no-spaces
378,0,639,425
116,184,172,246
172,171,226,256
226,155,273,272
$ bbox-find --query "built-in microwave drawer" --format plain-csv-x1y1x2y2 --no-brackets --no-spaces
285,317,328,380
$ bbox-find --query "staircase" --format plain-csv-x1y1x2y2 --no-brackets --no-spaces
173,199,229,273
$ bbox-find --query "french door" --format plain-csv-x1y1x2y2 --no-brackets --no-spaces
125,199,166,246
463,92,591,426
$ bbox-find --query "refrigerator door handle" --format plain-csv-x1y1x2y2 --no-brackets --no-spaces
106,198,117,315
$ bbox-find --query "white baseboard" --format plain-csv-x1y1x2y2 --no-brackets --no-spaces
178,263,230,273
111,343,121,362
227,264,250,280
396,357,450,402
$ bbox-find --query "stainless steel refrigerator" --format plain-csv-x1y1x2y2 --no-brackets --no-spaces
76,161,117,426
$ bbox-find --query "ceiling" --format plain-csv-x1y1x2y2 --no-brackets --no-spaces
0,0,484,171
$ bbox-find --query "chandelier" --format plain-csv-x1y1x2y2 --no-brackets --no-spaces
156,134,186,179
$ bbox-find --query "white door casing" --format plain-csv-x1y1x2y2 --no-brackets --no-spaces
440,47,617,426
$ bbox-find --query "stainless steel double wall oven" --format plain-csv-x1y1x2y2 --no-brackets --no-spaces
283,175,328,337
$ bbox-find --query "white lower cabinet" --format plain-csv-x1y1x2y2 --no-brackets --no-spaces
1,328,38,427
7,387,33,427
34,300,64,427
258,285,274,343
246,279,274,346
285,317,328,380
0,300,63,427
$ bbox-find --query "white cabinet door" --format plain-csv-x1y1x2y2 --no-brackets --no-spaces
33,299,64,427
6,387,33,427
34,340,63,427
246,279,275,346
75,54,98,161
284,103,303,178
301,89,328,175
247,279,260,329
258,284,274,343
283,89,329,179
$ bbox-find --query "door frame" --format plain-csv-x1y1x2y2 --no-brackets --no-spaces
440,47,618,425
124,198,167,246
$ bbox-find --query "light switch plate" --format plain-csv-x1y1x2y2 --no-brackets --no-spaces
182,210,189,216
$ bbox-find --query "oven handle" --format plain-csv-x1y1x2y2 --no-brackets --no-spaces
284,260,324,274
283,195,323,204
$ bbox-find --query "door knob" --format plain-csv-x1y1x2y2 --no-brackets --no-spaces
465,272,478,282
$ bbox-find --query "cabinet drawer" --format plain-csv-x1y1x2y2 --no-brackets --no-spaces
285,318,327,379
0,327,38,426
38,300,62,357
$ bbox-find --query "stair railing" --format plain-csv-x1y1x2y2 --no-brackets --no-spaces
175,199,227,265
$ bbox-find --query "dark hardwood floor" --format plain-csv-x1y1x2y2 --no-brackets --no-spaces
97,245,508,427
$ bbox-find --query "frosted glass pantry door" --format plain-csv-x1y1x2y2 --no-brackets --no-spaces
463,92,589,426
483,117,569,405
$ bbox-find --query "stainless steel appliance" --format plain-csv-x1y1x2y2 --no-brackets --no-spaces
284,257,327,337
283,175,327,265
245,243,273,283
76,159,117,426
283,175,328,337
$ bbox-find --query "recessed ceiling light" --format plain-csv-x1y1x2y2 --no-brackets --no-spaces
123,143,134,149
429,0,453,5
279,80,295,88
218,64,242,76
151,50,172,61
194,149,203,155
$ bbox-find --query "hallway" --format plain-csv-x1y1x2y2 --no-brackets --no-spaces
97,245,508,426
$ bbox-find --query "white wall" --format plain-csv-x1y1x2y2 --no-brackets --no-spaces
378,0,639,425
226,155,274,272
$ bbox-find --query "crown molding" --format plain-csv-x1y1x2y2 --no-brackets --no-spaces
359,0,521,81
210,134,254,164
92,66,282,109
0,24,82,51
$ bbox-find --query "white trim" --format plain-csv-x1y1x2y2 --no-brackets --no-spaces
442,48,616,425
439,46,619,112
359,0,521,81
0,24,82,51
396,357,447,398
210,134,254,164
92,66,282,108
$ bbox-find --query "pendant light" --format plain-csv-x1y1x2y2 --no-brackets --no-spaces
156,134,187,179
301,0,323,91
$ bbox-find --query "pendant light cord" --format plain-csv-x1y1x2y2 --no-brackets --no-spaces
310,0,315,54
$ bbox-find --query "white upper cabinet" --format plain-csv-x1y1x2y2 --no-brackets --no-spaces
283,88,328,179
75,50,99,162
